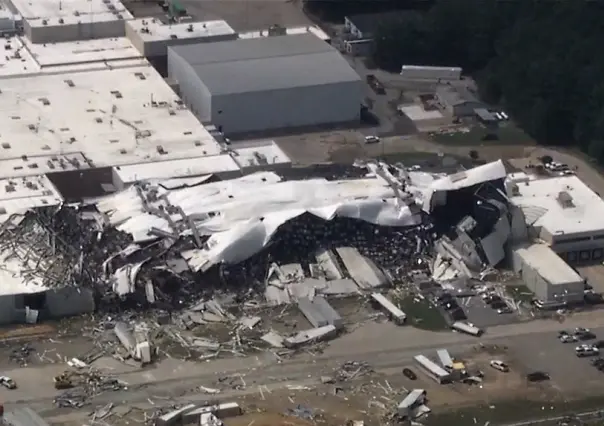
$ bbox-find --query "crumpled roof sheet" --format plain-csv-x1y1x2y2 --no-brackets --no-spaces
96,171,422,271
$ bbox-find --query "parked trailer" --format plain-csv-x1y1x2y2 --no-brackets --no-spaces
371,293,406,325
436,349,454,370
414,355,451,384
451,321,483,336
400,65,462,81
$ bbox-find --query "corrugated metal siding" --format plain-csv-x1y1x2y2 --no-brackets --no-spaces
210,80,362,134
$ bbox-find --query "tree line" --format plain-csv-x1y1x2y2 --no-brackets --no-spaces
367,0,604,163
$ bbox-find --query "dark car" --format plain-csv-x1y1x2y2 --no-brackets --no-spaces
592,358,604,367
578,331,597,341
402,368,417,380
527,371,550,382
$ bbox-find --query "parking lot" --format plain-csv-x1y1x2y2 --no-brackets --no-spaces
507,326,604,395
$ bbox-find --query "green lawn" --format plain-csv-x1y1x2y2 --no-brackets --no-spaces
429,123,535,146
425,396,604,426
397,295,449,331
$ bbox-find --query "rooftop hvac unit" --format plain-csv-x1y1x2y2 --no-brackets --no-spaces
557,191,575,208
107,4,116,11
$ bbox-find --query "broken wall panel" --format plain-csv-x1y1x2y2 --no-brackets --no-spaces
311,296,343,329
297,297,328,328
335,247,389,289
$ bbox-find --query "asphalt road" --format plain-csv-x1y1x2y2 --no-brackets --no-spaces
5,310,604,419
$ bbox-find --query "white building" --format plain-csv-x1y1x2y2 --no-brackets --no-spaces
0,65,222,172
7,0,133,43
0,177,93,324
168,34,363,135
229,141,292,173
506,173,604,263
512,243,584,304
126,18,237,58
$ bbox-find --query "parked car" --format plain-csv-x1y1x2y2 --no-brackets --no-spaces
364,135,380,144
575,344,599,357
0,376,16,389
497,306,513,314
560,334,578,343
577,331,596,341
402,368,417,381
526,371,550,382
591,358,604,367
489,360,510,372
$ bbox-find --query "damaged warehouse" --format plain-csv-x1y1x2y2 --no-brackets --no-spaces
0,160,514,325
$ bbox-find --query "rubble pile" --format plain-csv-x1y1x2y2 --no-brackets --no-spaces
53,368,128,408
0,160,512,322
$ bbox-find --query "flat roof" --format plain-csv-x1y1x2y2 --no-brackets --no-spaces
0,154,92,179
127,18,236,42
169,34,360,95
0,174,63,220
21,36,142,69
0,36,39,78
230,141,291,169
515,243,583,285
509,175,604,236
238,25,329,41
8,0,132,25
0,65,222,168
398,105,443,121
113,155,241,183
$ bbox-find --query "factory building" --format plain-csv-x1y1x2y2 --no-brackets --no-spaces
435,85,486,118
506,173,604,264
512,243,585,304
168,34,363,135
7,0,132,43
126,18,237,59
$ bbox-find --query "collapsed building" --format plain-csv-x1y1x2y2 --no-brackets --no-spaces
0,160,516,324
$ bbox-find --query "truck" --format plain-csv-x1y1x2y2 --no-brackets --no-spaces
451,321,483,336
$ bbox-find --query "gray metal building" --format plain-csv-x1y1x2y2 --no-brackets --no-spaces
168,34,363,135
512,243,584,304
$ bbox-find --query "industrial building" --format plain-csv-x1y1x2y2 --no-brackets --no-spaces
435,85,486,118
126,18,237,58
7,0,133,43
168,34,363,134
0,65,222,172
506,173,604,263
512,243,585,304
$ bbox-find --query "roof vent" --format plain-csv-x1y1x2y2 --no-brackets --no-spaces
74,10,80,16
42,19,47,25
187,24,193,32
58,18,64,24
557,191,575,209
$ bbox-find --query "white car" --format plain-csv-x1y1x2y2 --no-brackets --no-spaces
490,360,509,372
500,111,509,120
560,334,578,343
408,165,421,171
364,135,380,144
575,345,599,357
576,327,591,334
